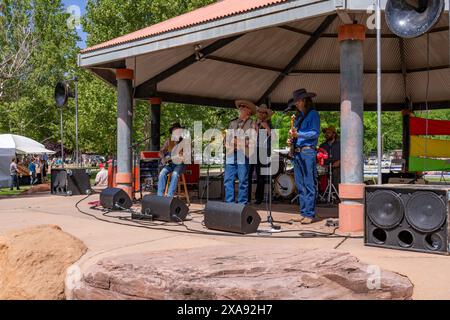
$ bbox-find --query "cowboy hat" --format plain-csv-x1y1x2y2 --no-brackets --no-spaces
235,100,257,115
169,122,184,133
292,88,316,103
257,104,274,118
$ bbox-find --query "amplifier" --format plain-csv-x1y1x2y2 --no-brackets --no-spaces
184,164,200,184
51,168,91,196
198,175,224,200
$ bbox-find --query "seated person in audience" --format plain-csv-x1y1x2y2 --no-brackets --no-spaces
94,163,109,187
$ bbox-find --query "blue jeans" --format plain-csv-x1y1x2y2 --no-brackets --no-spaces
157,163,185,197
10,174,19,190
224,162,249,204
30,172,36,185
293,149,317,218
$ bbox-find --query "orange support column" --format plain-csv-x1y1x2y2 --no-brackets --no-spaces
116,68,134,199
338,24,366,233
338,183,365,232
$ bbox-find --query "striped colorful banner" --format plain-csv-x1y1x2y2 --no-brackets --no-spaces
410,136,450,159
409,156,450,172
410,117,450,136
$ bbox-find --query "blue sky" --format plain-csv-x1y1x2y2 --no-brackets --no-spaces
62,0,87,48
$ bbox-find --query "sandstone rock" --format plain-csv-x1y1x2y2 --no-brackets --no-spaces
0,225,87,300
73,246,413,300
22,184,51,194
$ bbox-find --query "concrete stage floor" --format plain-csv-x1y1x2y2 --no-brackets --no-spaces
0,193,449,300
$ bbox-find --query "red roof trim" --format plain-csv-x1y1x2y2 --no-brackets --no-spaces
81,0,288,53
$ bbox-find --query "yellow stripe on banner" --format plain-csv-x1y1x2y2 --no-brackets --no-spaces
410,136,450,158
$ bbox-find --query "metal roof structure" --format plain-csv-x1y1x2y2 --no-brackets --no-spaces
78,0,450,111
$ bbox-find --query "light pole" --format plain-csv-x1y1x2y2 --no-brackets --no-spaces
376,0,382,185
60,107,64,169
74,76,79,167
55,78,80,167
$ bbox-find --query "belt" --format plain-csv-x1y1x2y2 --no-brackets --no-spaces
294,146,316,153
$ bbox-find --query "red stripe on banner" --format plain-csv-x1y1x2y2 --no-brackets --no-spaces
410,117,450,136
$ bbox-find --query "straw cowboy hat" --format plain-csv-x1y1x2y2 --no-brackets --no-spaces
235,100,257,115
257,104,274,118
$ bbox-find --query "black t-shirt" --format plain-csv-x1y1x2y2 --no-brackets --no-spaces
320,139,340,166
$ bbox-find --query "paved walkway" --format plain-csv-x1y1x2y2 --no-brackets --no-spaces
0,193,449,300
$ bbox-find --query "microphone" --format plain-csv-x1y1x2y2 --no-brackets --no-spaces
282,106,293,113
283,98,295,113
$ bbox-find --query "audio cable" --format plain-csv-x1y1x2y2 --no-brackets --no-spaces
75,194,363,240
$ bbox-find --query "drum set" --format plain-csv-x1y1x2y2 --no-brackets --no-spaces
272,148,339,205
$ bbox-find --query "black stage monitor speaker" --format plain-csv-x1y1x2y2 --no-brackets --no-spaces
51,168,91,196
138,195,189,222
100,188,132,210
204,201,261,234
365,184,450,255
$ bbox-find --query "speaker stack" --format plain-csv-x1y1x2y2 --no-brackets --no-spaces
365,185,450,255
134,195,189,222
100,188,132,210
204,201,261,234
51,168,91,196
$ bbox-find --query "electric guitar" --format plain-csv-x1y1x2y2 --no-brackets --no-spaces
289,114,296,158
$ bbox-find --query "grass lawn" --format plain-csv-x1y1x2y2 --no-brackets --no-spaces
0,185,32,197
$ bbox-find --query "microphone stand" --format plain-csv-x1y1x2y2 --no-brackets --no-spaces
260,101,292,233
200,159,211,204
201,114,225,204
129,136,153,201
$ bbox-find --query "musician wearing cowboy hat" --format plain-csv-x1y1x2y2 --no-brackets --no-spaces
248,104,273,204
288,88,321,224
224,100,256,204
157,122,186,198
320,126,341,191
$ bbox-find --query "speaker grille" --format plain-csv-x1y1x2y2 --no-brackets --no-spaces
405,192,446,233
367,190,404,229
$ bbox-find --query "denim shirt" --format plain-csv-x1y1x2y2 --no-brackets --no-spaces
28,162,36,173
294,109,320,148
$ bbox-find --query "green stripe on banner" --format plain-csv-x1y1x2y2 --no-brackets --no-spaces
409,157,450,172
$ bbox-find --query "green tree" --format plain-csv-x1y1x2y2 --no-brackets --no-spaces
0,0,79,150
79,0,236,155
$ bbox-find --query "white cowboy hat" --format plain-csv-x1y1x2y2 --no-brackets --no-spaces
257,104,274,118
235,100,257,115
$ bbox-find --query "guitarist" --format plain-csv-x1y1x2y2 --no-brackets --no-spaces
287,89,321,224
157,122,186,198
224,100,256,204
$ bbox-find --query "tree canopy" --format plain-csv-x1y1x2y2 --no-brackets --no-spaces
0,0,448,158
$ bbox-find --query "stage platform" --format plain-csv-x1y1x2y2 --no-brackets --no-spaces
1,193,450,299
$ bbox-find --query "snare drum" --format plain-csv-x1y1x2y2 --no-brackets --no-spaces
274,173,297,199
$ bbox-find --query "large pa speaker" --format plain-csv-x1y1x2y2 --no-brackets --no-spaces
365,185,450,255
137,195,189,222
100,188,132,210
51,168,91,196
204,201,261,234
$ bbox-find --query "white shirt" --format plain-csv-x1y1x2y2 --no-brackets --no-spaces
95,168,108,186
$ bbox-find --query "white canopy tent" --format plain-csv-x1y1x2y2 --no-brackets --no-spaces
0,134,55,188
